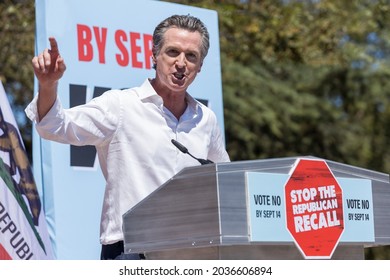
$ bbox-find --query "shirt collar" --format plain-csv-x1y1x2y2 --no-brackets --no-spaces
138,78,200,115
138,79,160,101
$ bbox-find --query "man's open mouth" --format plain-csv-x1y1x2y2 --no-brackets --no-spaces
173,72,185,80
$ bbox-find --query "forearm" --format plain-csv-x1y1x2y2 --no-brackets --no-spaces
37,81,58,121
32,37,66,121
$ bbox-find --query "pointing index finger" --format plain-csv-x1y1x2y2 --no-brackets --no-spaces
49,37,59,55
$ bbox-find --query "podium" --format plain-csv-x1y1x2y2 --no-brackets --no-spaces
122,157,390,259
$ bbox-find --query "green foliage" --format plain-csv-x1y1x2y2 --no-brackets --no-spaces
0,0,35,153
170,1,390,259
170,0,390,175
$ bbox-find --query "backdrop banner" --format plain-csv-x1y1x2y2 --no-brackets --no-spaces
33,0,224,259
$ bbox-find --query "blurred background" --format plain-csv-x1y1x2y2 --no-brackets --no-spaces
1,0,389,259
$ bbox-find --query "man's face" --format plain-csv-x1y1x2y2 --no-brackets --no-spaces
153,27,203,94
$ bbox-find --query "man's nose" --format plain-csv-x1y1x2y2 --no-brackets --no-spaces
175,53,186,67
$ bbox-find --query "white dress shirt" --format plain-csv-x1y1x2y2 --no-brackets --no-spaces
25,78,230,244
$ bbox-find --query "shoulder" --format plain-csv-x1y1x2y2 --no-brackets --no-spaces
196,100,218,123
83,88,139,116
101,87,138,98
187,94,217,119
92,87,139,103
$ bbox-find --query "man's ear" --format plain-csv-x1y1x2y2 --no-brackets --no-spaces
198,62,203,73
152,54,157,65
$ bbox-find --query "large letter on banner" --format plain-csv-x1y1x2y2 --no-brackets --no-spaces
0,82,54,260
33,0,224,259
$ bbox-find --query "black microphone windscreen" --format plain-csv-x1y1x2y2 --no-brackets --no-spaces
171,139,188,154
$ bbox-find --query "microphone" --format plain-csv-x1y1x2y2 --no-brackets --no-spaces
171,139,214,165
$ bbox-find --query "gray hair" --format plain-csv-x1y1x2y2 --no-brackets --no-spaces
152,15,210,69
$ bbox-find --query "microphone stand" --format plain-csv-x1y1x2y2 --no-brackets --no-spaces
171,139,214,165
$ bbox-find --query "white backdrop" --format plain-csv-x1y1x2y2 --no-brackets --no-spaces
33,0,224,259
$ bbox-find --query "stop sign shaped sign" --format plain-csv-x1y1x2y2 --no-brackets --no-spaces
285,158,344,259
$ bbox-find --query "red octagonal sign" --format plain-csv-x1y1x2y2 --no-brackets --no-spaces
285,158,344,259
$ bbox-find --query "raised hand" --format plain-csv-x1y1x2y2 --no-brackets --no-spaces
32,37,66,120
32,37,66,86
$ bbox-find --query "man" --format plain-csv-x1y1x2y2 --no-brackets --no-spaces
26,15,230,259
